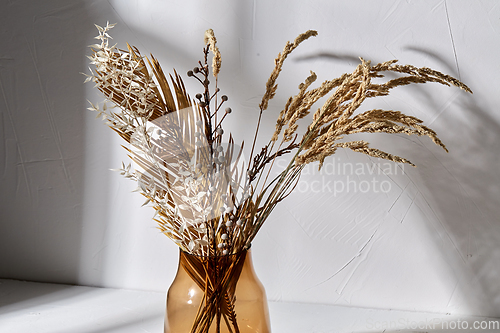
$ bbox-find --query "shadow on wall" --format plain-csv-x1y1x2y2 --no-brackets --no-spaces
0,0,94,303
293,49,500,317
404,46,500,317
0,0,219,302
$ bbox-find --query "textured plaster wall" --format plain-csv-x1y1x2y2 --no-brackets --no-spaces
1,0,499,317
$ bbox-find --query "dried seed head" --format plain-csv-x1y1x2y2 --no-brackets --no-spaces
204,29,222,76
195,93,202,99
187,70,194,77
221,95,228,101
193,67,200,73
225,107,232,114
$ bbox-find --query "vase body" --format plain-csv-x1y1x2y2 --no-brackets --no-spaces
165,248,271,333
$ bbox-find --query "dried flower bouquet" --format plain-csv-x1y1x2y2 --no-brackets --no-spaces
85,22,471,332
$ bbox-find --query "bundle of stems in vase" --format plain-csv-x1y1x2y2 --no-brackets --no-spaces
85,22,471,258
85,22,471,333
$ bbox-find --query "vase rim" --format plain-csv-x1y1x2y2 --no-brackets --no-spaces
179,244,251,258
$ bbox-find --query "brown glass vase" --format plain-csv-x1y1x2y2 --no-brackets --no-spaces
165,247,271,333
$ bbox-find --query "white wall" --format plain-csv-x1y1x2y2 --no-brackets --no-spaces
1,0,499,318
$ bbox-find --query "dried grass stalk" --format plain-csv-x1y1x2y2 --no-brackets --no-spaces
259,30,318,111
267,56,472,169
